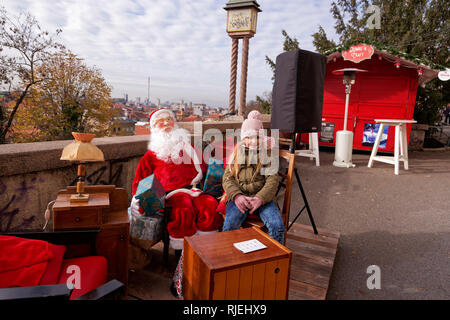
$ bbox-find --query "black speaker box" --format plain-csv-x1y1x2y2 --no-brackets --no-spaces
271,49,327,133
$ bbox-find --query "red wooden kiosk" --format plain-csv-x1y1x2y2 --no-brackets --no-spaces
310,43,439,153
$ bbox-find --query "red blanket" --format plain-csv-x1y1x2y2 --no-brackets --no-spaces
0,235,54,288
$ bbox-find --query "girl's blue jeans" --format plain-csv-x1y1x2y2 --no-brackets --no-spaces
222,200,285,244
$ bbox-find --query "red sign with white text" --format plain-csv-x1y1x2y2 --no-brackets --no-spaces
342,44,374,63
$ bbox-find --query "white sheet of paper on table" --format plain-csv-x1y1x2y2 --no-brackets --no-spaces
233,239,267,253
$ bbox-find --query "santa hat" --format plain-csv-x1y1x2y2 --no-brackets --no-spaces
241,110,264,140
149,109,175,129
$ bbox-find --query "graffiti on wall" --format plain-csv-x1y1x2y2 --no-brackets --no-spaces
1,160,129,233
0,178,43,232
70,160,126,187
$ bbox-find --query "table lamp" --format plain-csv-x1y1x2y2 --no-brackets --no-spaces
60,132,105,203
331,68,367,168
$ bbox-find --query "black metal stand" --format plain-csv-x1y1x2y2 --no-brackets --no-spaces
286,133,318,234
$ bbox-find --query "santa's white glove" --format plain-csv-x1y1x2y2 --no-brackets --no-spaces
130,196,142,216
190,172,203,186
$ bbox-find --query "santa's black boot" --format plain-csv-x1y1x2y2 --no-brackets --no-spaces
170,281,178,298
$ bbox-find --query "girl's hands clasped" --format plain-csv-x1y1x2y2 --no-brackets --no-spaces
248,197,263,214
234,194,252,213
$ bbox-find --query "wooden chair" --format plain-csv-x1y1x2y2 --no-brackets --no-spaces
279,136,318,235
242,136,319,244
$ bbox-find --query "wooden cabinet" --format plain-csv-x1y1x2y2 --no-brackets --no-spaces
96,224,129,288
53,193,108,230
52,185,129,294
183,227,292,300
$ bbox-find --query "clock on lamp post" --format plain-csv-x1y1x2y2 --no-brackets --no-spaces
224,0,261,116
225,0,260,35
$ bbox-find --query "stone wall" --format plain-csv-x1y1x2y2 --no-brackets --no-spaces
0,121,263,232
409,123,429,151
0,135,148,232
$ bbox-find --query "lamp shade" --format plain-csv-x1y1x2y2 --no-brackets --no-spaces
60,132,104,162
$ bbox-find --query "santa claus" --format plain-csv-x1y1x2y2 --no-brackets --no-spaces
130,108,223,253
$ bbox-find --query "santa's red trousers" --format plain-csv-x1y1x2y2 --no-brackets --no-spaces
166,193,223,239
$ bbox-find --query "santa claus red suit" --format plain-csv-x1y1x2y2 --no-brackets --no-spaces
131,109,223,250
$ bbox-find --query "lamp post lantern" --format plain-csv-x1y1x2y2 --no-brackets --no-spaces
224,0,261,116
332,68,367,168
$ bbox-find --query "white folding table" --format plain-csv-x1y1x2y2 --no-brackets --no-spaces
295,132,320,166
367,119,417,175
294,118,325,166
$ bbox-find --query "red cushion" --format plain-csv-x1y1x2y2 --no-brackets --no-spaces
57,256,107,300
39,244,66,285
0,235,53,288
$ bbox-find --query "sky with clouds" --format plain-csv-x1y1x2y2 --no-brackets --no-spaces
2,0,338,108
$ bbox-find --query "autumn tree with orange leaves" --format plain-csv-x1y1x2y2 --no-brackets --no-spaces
11,50,117,142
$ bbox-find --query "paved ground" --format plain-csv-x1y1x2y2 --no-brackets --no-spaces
128,147,450,300
288,147,450,300
127,244,179,300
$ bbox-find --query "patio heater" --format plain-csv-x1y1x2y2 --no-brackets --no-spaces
332,68,367,168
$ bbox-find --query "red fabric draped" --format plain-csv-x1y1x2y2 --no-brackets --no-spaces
0,235,53,288
166,193,198,238
194,194,224,232
166,193,223,238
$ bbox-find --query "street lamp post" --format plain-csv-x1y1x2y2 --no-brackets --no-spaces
332,68,367,168
224,0,261,116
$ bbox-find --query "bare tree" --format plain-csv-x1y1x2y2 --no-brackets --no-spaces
0,7,64,143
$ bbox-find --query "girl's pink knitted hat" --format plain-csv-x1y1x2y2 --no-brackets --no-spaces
240,110,263,140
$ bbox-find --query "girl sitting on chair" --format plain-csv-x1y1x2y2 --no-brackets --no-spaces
221,110,285,244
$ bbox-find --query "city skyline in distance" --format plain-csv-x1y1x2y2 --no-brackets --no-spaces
114,94,227,110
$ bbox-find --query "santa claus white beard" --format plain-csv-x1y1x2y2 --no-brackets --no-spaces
148,126,191,163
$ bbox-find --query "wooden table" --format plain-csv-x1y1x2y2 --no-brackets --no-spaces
368,119,417,175
183,227,292,300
